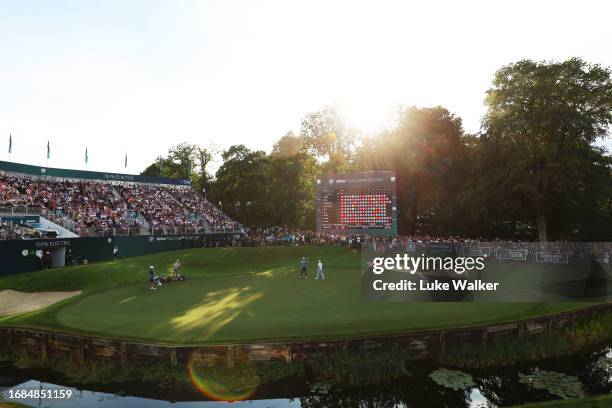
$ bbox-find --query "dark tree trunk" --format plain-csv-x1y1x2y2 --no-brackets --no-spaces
537,211,548,243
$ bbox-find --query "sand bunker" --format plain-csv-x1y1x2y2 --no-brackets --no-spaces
0,289,82,316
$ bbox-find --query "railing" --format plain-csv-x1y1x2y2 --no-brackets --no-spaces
208,224,244,234
0,205,41,215
149,225,206,236
58,225,215,238
38,208,78,234
1,204,243,239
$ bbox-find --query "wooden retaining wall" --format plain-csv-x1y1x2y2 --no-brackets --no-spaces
1,303,611,368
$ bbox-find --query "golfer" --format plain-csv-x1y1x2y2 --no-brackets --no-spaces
148,265,157,290
299,257,308,278
316,259,325,280
172,259,181,279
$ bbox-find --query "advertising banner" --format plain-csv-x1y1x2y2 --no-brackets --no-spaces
496,249,529,261
536,252,570,264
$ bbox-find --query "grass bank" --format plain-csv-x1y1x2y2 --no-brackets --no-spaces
1,342,304,394
439,311,612,368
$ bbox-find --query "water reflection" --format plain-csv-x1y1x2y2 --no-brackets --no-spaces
1,381,301,407
0,345,610,408
467,388,496,408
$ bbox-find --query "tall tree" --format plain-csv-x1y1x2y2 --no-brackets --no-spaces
271,131,305,158
141,156,168,177
211,145,271,225
355,106,469,235
167,143,197,179
266,152,319,228
464,59,612,241
301,106,355,173
193,146,214,194
141,144,196,180
141,143,215,192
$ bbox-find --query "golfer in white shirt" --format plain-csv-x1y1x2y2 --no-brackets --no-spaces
316,259,325,280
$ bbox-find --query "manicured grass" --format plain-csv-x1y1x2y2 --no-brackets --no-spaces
0,246,589,344
508,394,612,407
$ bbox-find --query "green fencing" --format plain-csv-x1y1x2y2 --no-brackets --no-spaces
0,233,238,277
0,160,190,186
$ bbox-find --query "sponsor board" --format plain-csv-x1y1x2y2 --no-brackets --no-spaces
496,248,528,261
536,251,569,264
35,240,71,248
427,242,454,254
461,246,493,257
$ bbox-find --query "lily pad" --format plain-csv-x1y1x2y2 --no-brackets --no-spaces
309,381,334,395
429,368,476,390
518,370,585,399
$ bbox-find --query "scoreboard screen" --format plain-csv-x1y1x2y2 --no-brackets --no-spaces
316,171,397,235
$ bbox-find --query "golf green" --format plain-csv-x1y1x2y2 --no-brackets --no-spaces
0,246,586,344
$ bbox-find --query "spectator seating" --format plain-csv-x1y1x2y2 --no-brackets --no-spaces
0,173,239,238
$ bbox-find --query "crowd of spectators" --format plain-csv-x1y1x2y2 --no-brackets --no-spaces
115,184,202,234
0,174,128,236
0,175,32,207
238,226,611,267
240,227,468,248
171,188,239,231
0,222,23,240
0,173,239,238
0,171,607,269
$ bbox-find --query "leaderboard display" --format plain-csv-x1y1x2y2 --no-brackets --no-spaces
316,171,397,235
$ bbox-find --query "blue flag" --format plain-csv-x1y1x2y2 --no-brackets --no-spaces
8,134,11,154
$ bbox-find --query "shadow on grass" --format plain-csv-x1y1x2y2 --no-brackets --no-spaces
170,287,263,339
250,267,290,278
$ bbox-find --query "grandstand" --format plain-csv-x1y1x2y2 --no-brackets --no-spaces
0,160,240,239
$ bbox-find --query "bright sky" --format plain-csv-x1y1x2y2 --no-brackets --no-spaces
1,0,611,174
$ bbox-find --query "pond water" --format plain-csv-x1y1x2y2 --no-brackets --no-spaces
1,344,611,407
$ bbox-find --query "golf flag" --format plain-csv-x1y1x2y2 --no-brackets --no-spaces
46,141,50,159
85,147,88,164
8,134,12,154
124,153,128,168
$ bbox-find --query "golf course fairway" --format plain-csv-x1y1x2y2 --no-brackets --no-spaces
0,246,586,344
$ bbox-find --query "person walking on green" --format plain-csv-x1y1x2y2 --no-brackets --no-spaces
172,259,181,279
299,257,308,278
316,259,325,280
